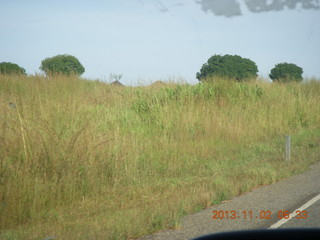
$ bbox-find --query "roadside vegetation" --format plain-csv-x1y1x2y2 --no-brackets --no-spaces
0,74,319,240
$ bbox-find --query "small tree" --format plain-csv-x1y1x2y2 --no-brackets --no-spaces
196,54,258,82
269,63,303,83
40,54,85,76
0,62,26,75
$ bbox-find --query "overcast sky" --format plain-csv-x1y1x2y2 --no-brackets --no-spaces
0,0,319,85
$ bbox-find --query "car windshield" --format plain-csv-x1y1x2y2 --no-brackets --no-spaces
0,1,319,240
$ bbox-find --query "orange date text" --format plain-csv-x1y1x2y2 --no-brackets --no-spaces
212,210,308,220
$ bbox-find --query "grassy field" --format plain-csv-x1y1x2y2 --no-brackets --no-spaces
0,74,319,240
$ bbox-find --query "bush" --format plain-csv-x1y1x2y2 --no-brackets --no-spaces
269,63,303,83
0,62,26,75
196,54,258,82
40,54,85,76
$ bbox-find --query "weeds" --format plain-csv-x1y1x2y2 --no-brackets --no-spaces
0,75,319,239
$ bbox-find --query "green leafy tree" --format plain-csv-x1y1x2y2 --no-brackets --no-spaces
40,54,85,76
269,63,303,83
196,54,258,82
0,62,26,75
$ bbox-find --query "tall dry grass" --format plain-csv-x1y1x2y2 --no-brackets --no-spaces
0,75,319,239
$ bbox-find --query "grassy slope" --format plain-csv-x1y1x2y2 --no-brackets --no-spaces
0,75,319,240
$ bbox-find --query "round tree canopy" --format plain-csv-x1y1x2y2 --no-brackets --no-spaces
0,62,26,75
269,63,303,83
196,54,258,82
40,54,85,76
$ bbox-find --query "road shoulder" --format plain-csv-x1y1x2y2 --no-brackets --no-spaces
140,161,320,240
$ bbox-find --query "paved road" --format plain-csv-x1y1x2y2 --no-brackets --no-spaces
277,195,320,228
139,161,320,240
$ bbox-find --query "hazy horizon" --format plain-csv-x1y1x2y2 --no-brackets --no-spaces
1,0,319,85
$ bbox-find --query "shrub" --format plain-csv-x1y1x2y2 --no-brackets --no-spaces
269,63,303,83
0,62,26,75
196,54,258,82
40,54,85,76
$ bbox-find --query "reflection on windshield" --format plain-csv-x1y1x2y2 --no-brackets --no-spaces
152,0,320,17
197,0,320,17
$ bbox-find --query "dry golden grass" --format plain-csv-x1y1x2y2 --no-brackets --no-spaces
0,75,319,239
